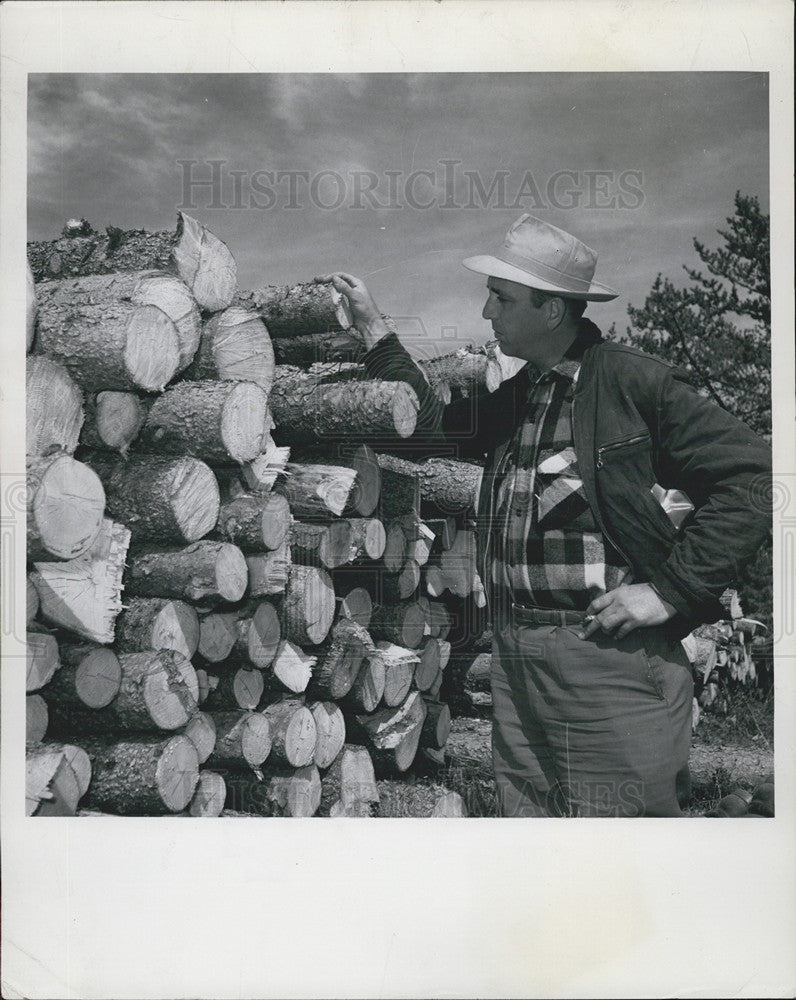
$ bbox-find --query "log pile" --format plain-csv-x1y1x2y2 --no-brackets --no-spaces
25,216,486,818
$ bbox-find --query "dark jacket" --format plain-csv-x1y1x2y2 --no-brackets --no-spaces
364,324,772,637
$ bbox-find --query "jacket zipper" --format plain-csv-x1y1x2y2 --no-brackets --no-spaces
595,433,650,469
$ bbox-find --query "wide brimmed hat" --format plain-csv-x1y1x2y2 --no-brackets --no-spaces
462,214,618,301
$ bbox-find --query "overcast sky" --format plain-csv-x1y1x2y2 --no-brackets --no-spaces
28,73,769,353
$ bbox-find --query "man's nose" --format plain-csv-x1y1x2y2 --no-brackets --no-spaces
482,296,495,320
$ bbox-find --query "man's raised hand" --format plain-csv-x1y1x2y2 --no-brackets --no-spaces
313,273,390,348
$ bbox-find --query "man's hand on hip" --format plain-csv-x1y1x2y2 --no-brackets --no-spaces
578,583,676,640
313,273,390,349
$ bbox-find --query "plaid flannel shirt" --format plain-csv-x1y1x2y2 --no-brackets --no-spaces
492,340,631,612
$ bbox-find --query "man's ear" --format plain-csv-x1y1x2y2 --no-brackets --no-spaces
547,296,567,330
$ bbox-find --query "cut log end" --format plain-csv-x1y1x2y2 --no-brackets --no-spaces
215,544,249,603
175,212,238,313
74,647,123,708
392,383,420,438
189,770,227,817
172,459,221,542
124,304,181,391
156,735,200,812
220,382,270,463
143,652,199,730
29,454,106,561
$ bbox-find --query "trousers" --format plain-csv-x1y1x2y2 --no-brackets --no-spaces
490,620,694,817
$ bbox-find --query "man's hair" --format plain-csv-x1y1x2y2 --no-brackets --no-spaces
529,287,587,322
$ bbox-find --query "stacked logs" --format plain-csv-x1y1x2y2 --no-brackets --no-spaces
25,217,487,819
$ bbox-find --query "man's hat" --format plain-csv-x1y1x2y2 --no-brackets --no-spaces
462,214,618,301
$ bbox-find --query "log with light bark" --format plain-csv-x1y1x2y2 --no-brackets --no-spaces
420,698,451,750
80,391,149,455
271,329,365,367
307,618,374,701
237,281,352,337
31,518,130,644
28,213,236,312
203,667,264,712
45,643,122,709
35,270,202,372
181,712,217,764
270,367,418,443
27,575,40,624
375,454,482,516
317,744,380,817
341,651,385,714
345,518,386,563
115,597,200,661
187,770,227,817
35,291,181,392
27,453,105,561
216,492,292,552
225,765,322,817
289,520,353,570
25,746,82,816
370,601,426,649
268,639,316,695
354,690,427,776
28,742,92,804
276,462,357,520
27,694,49,743
80,733,199,815
234,602,281,671
335,585,373,629
27,261,37,352
279,563,336,646
245,544,291,598
196,611,238,663
44,649,198,736
260,700,317,768
26,631,60,693
416,346,491,400
376,785,467,818
138,380,270,464
207,711,272,768
184,305,274,393
309,701,346,769
124,541,248,605
87,453,220,544
26,356,84,457
378,643,419,708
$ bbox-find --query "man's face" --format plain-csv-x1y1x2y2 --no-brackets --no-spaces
481,277,548,362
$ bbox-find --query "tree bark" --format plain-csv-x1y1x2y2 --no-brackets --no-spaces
46,643,122,709
80,733,199,815
378,642,419,708
207,710,272,768
237,281,352,337
318,744,379,817
276,462,357,519
26,631,60,692
27,356,84,457
246,544,291,598
279,564,336,646
376,462,420,522
308,701,346,769
216,492,292,552
289,520,353,570
270,367,418,443
28,213,236,312
87,453,219,545
271,329,365,367
375,454,482,516
202,666,264,712
115,597,200,661
181,712,217,764
260,700,317,768
184,305,274,393
44,649,198,735
138,380,270,464
125,541,248,604
234,602,281,670
80,391,148,455
224,765,321,817
307,619,373,700
31,518,130,644
27,453,105,561
27,694,49,743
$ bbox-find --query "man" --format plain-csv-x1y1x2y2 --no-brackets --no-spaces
318,213,771,817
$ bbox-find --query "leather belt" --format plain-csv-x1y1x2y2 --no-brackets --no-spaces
511,602,588,628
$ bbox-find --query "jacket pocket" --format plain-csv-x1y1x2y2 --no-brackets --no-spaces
596,432,651,469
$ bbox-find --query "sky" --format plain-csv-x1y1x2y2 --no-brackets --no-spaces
28,73,769,355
